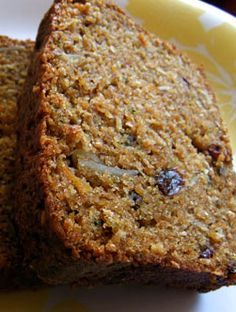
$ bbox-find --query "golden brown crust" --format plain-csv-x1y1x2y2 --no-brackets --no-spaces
16,0,236,291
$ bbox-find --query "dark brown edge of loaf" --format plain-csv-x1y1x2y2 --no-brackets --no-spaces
0,35,43,290
15,0,235,291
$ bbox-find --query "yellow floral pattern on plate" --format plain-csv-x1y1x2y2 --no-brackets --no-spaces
1,0,236,311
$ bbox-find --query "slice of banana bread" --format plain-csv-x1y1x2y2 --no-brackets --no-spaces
16,0,236,292
0,36,39,289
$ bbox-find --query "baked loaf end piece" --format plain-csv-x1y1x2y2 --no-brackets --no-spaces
16,0,236,292
0,36,39,289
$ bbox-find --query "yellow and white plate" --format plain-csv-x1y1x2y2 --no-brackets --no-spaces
0,0,235,311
